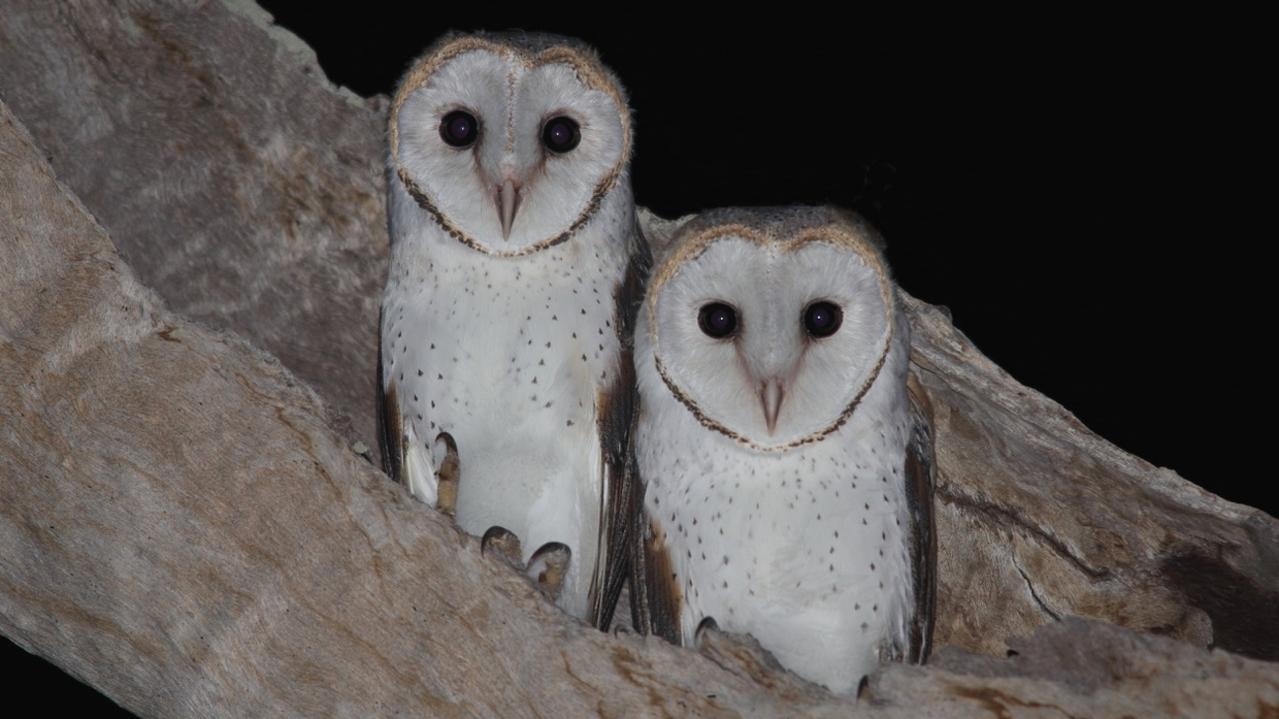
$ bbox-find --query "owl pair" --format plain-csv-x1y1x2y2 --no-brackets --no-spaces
378,33,934,695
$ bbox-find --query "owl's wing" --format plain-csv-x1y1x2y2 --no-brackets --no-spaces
377,308,405,483
586,232,652,630
590,365,642,630
630,508,683,644
378,309,443,506
903,372,938,663
623,214,687,640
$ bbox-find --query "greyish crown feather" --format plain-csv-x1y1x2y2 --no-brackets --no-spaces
391,30,631,115
642,205,889,265
644,205,894,294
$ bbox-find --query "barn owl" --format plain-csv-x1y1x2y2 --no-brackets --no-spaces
379,32,646,628
629,206,935,693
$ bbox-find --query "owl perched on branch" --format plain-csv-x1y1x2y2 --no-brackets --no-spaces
629,206,935,693
379,33,646,629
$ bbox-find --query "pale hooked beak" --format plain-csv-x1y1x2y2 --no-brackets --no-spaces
759,378,785,435
497,178,522,241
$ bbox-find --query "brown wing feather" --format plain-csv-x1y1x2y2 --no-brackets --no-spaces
623,220,683,644
903,372,938,663
631,511,683,643
591,362,639,630
587,230,651,630
377,309,406,484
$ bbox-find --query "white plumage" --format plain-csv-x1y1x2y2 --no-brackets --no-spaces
631,207,935,694
380,33,644,627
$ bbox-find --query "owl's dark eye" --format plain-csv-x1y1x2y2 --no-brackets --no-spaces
439,110,478,148
542,116,581,153
803,301,843,338
698,302,738,339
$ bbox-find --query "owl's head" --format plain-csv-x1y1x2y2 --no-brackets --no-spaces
639,206,898,452
389,33,631,256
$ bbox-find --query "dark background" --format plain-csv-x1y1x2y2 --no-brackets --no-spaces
241,8,1266,507
8,7,1267,715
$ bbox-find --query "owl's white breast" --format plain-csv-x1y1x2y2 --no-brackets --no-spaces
383,177,636,619
636,309,917,693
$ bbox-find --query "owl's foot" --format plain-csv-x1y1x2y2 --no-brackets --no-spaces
695,616,720,645
528,542,571,602
481,530,574,606
481,526,524,570
432,431,460,517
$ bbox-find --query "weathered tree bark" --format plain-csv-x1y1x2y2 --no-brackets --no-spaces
2,97,1276,719
906,293,1279,658
0,0,388,460
1,1,1277,715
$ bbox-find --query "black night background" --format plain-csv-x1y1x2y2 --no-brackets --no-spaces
3,6,1268,713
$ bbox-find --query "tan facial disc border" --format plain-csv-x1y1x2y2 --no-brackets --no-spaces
390,37,632,258
648,223,896,452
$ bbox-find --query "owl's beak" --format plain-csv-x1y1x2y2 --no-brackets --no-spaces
497,179,522,241
759,379,785,435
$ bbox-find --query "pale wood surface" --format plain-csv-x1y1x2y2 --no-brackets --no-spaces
0,0,388,460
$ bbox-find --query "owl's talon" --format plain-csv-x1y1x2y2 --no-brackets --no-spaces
694,616,720,647
481,526,524,570
528,542,571,602
433,431,460,517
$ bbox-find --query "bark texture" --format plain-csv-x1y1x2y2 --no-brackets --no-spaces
905,294,1279,658
0,0,387,456
2,1,1277,716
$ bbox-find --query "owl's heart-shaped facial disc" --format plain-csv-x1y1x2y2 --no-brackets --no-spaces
391,37,631,256
645,214,896,451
